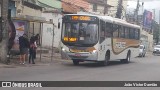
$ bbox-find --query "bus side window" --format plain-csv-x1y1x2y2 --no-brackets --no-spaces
119,26,125,38
100,20,105,43
113,24,119,38
135,29,139,40
129,28,135,39
125,27,129,39
105,22,112,37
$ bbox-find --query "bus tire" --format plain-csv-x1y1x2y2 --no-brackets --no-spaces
101,52,110,66
125,51,131,63
121,51,131,63
73,60,79,65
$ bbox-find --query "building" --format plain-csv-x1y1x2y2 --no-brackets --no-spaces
107,0,128,19
62,0,90,14
84,0,112,15
39,0,62,48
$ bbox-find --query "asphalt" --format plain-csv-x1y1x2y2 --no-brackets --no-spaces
0,51,153,68
0,52,63,68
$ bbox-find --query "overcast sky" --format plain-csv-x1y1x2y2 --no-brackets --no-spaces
127,0,160,9
127,0,160,23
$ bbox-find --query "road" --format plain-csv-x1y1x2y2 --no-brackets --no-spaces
0,54,160,90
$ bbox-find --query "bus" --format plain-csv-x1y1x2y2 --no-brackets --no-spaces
60,14,140,66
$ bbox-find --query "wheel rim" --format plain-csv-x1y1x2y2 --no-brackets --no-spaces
127,54,130,62
104,54,109,65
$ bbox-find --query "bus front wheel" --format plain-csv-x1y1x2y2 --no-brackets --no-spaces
101,52,110,66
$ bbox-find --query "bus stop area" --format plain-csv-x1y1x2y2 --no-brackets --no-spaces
0,49,63,68
1,15,64,67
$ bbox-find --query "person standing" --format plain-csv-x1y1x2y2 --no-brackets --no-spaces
19,34,29,64
34,34,39,59
29,36,36,64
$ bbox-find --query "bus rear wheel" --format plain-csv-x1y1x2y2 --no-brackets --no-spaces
121,52,131,63
73,60,79,65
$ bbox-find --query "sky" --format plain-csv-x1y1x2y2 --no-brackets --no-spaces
127,0,160,9
127,0,160,23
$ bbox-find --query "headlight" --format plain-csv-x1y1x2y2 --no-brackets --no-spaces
62,48,66,51
92,50,97,53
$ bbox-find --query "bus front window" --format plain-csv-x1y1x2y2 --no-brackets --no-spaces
62,22,98,46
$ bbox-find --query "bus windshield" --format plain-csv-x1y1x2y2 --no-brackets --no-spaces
62,22,98,46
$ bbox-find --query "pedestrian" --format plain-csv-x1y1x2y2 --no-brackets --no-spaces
35,34,40,46
19,33,29,64
29,36,36,64
34,34,39,59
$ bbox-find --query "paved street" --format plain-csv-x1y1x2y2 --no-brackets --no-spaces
0,53,160,90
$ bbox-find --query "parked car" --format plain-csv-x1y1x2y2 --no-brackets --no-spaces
153,45,160,55
139,45,146,57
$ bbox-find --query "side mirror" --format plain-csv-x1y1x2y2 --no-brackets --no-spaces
58,22,60,29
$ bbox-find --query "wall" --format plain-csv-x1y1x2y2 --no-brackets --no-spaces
15,1,41,17
88,3,105,15
15,1,42,37
107,0,128,18
41,13,62,48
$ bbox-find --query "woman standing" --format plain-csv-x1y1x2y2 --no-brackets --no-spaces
29,36,36,64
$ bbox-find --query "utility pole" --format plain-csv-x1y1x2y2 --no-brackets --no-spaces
134,0,140,24
116,0,123,19
0,0,9,63
159,10,160,44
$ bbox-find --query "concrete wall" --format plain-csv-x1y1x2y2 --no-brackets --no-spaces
15,1,41,17
88,3,105,15
107,0,128,18
15,1,42,38
41,13,62,48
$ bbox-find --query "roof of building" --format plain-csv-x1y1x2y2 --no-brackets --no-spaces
84,0,113,7
62,0,90,14
62,2,80,14
63,0,90,11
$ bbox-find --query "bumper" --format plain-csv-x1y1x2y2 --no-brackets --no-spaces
153,51,160,54
61,51,98,61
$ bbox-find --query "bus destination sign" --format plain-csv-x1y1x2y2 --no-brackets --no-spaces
71,16,91,21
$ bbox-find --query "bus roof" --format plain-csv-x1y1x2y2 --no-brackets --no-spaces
64,14,140,29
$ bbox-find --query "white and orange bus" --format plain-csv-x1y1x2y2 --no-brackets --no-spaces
60,14,140,65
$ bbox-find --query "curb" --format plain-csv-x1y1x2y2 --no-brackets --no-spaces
0,64,16,68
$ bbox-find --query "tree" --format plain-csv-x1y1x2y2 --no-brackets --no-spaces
0,0,9,63
152,20,160,44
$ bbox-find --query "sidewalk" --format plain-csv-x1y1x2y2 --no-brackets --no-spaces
0,52,65,68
